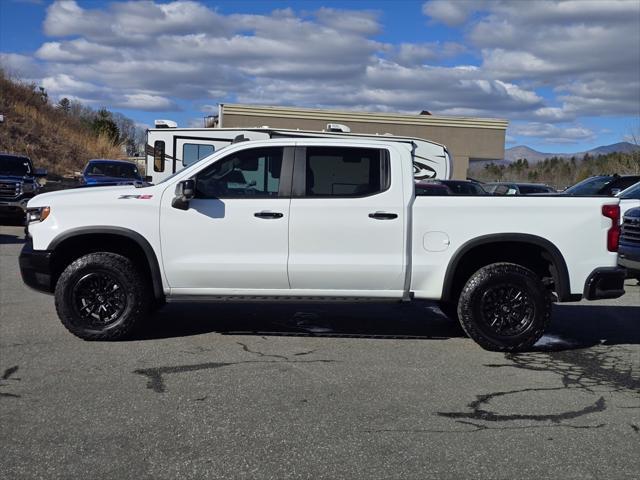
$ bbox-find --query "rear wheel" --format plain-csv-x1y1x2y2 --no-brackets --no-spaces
55,252,151,340
457,262,551,352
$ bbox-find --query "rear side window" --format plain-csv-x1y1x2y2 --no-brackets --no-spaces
183,143,215,167
153,141,165,172
304,147,389,197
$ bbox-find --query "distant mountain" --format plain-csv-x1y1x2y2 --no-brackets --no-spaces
504,142,640,163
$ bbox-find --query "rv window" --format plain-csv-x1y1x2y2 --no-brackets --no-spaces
154,141,165,172
183,143,215,167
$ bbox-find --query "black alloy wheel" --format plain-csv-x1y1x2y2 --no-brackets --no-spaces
71,271,128,328
478,284,535,337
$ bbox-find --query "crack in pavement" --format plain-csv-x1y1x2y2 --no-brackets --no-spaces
363,422,606,434
436,343,638,431
0,365,21,399
236,342,289,360
2,365,19,380
437,388,606,422
134,352,335,394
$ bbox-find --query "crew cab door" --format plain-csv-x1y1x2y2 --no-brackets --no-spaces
287,144,407,294
160,146,293,291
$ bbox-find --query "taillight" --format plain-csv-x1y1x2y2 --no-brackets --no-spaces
602,204,620,252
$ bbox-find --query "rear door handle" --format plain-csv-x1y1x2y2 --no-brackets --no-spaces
254,211,284,219
368,212,398,220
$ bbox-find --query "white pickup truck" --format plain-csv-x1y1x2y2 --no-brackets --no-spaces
20,138,626,351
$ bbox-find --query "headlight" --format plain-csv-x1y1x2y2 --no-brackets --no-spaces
26,206,50,223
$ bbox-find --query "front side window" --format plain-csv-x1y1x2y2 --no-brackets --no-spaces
304,147,388,197
183,143,215,167
195,147,283,199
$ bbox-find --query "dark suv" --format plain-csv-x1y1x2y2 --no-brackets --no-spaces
563,175,640,196
619,207,640,280
0,153,47,217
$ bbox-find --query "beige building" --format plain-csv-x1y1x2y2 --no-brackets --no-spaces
218,104,508,179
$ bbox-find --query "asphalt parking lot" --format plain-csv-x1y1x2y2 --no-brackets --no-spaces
1,223,638,480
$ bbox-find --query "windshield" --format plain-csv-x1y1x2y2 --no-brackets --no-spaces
563,176,613,195
0,155,31,176
619,181,640,199
86,162,140,179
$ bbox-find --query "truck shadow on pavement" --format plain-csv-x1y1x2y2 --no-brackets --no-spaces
136,301,640,350
0,217,25,228
139,301,464,341
0,232,25,244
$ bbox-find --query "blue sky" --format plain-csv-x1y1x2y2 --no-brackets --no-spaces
1,0,639,154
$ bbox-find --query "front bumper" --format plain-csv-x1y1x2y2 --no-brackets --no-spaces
583,266,626,300
619,242,640,276
0,197,30,213
19,236,54,294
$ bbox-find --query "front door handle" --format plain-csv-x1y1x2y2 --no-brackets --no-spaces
254,211,284,219
369,212,398,220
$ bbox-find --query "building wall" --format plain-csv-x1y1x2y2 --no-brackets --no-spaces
220,105,507,179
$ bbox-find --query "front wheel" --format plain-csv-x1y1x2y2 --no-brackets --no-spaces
457,262,551,352
55,252,151,340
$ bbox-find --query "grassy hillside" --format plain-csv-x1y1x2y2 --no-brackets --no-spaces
0,70,124,177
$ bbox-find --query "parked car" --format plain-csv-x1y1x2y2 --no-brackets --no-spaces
618,206,640,280
20,138,625,352
484,182,555,195
436,180,487,195
415,181,452,196
81,159,143,186
561,175,640,196
616,181,640,220
0,153,47,217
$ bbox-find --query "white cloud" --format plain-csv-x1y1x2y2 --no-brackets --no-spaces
0,0,637,135
422,1,476,27
0,53,43,79
118,93,176,111
511,122,596,144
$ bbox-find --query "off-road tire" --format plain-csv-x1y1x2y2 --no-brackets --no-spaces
55,252,151,340
457,262,551,352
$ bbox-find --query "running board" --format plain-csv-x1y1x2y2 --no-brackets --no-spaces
166,295,404,304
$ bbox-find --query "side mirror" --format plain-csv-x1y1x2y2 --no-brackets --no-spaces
34,168,47,178
610,188,621,196
144,175,153,182
172,179,195,210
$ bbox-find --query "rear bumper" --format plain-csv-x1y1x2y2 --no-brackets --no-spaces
19,236,54,294
583,266,626,300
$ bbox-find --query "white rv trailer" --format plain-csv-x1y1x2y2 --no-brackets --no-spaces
145,122,453,184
